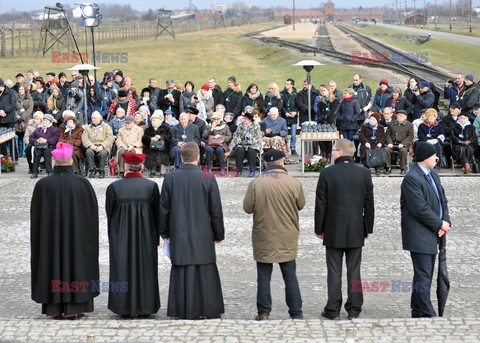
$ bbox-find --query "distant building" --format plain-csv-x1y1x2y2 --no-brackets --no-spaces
404,12,426,25
274,1,385,23
211,4,228,13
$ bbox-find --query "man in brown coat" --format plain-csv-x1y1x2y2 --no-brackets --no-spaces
243,149,305,320
385,109,414,175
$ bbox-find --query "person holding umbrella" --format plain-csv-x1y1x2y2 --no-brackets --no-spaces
401,142,451,318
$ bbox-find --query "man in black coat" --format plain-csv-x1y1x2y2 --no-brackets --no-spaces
296,80,319,124
223,76,242,119
401,142,451,318
208,77,224,109
106,152,161,318
31,142,99,319
280,78,299,155
315,139,374,320
0,79,17,156
170,113,201,168
159,142,225,319
157,79,182,118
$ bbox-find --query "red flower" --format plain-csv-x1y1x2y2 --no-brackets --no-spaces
305,158,311,164
322,157,328,163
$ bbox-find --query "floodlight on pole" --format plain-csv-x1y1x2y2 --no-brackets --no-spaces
293,60,324,122
68,64,100,125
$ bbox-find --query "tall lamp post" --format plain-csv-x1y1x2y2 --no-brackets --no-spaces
293,0,296,31
293,60,324,122
68,64,100,125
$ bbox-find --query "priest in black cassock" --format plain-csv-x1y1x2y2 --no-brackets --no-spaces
106,152,161,318
159,142,225,319
31,142,99,320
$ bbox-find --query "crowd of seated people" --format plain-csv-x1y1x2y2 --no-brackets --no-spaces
1,68,479,177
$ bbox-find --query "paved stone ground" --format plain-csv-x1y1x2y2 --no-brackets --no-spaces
0,158,479,342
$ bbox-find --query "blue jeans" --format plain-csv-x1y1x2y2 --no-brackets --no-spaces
342,130,357,141
170,146,182,168
256,260,302,318
205,145,225,170
289,124,297,151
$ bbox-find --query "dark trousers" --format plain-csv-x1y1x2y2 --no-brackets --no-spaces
385,146,409,169
25,144,33,172
256,260,302,318
85,148,108,172
32,148,52,174
235,146,258,173
205,145,225,170
170,145,182,168
325,247,363,316
341,130,357,141
410,252,437,318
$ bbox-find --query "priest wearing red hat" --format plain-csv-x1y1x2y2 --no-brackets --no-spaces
31,142,100,319
105,152,161,318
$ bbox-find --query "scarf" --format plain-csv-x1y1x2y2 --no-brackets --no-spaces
248,91,260,101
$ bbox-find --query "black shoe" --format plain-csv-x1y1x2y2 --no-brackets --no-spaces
347,312,360,320
255,311,270,321
149,171,156,177
117,172,124,178
88,170,96,178
290,314,304,320
321,311,340,320
98,171,105,178
375,168,380,176
28,169,32,174
385,167,392,175
291,150,298,156
30,173,38,179
400,169,406,175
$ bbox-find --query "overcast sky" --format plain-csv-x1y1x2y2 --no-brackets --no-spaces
1,0,392,13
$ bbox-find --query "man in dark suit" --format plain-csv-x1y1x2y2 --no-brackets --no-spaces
401,142,451,318
315,139,374,320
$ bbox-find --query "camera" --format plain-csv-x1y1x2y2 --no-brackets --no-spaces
447,79,454,84
413,87,418,92
68,89,77,97
193,96,198,100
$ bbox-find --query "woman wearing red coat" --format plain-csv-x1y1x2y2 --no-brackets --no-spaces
58,115,84,174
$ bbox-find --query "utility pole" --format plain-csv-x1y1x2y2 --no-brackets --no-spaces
293,0,296,31
469,0,472,33
434,0,438,29
396,0,399,24
423,0,426,28
449,0,452,30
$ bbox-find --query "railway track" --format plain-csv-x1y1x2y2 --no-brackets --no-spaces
252,24,453,95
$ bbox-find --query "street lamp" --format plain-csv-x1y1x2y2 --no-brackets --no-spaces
68,64,100,125
293,60,324,122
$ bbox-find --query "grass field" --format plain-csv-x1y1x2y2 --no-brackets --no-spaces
405,24,480,39
344,24,480,75
0,22,378,93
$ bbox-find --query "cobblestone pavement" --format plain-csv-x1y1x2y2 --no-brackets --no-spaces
1,160,479,342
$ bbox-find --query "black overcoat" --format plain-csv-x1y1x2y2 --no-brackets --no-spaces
31,166,99,305
159,164,225,266
314,156,375,248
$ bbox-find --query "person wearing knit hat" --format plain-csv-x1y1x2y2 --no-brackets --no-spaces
143,109,171,177
28,111,59,178
224,77,242,119
372,79,393,112
105,150,161,318
417,107,445,166
458,74,479,116
359,110,387,174
201,84,210,92
401,140,451,319
227,76,236,83
412,81,435,120
58,115,84,174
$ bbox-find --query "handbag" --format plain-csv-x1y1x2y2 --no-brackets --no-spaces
108,158,118,176
366,148,387,168
34,142,48,150
472,159,480,174
207,135,225,147
150,139,165,151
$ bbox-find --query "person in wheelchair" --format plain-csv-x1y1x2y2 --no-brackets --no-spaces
384,110,413,175
58,115,83,174
82,111,115,178
202,112,232,175
358,112,387,175
451,112,476,174
226,112,262,177
417,108,446,168
262,107,290,160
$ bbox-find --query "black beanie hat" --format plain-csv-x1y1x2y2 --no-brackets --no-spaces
415,142,437,162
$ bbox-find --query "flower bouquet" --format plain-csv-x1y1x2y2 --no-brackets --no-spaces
304,155,329,172
0,155,15,173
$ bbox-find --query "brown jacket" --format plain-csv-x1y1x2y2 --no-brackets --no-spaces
82,121,115,152
243,167,305,263
59,122,84,159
